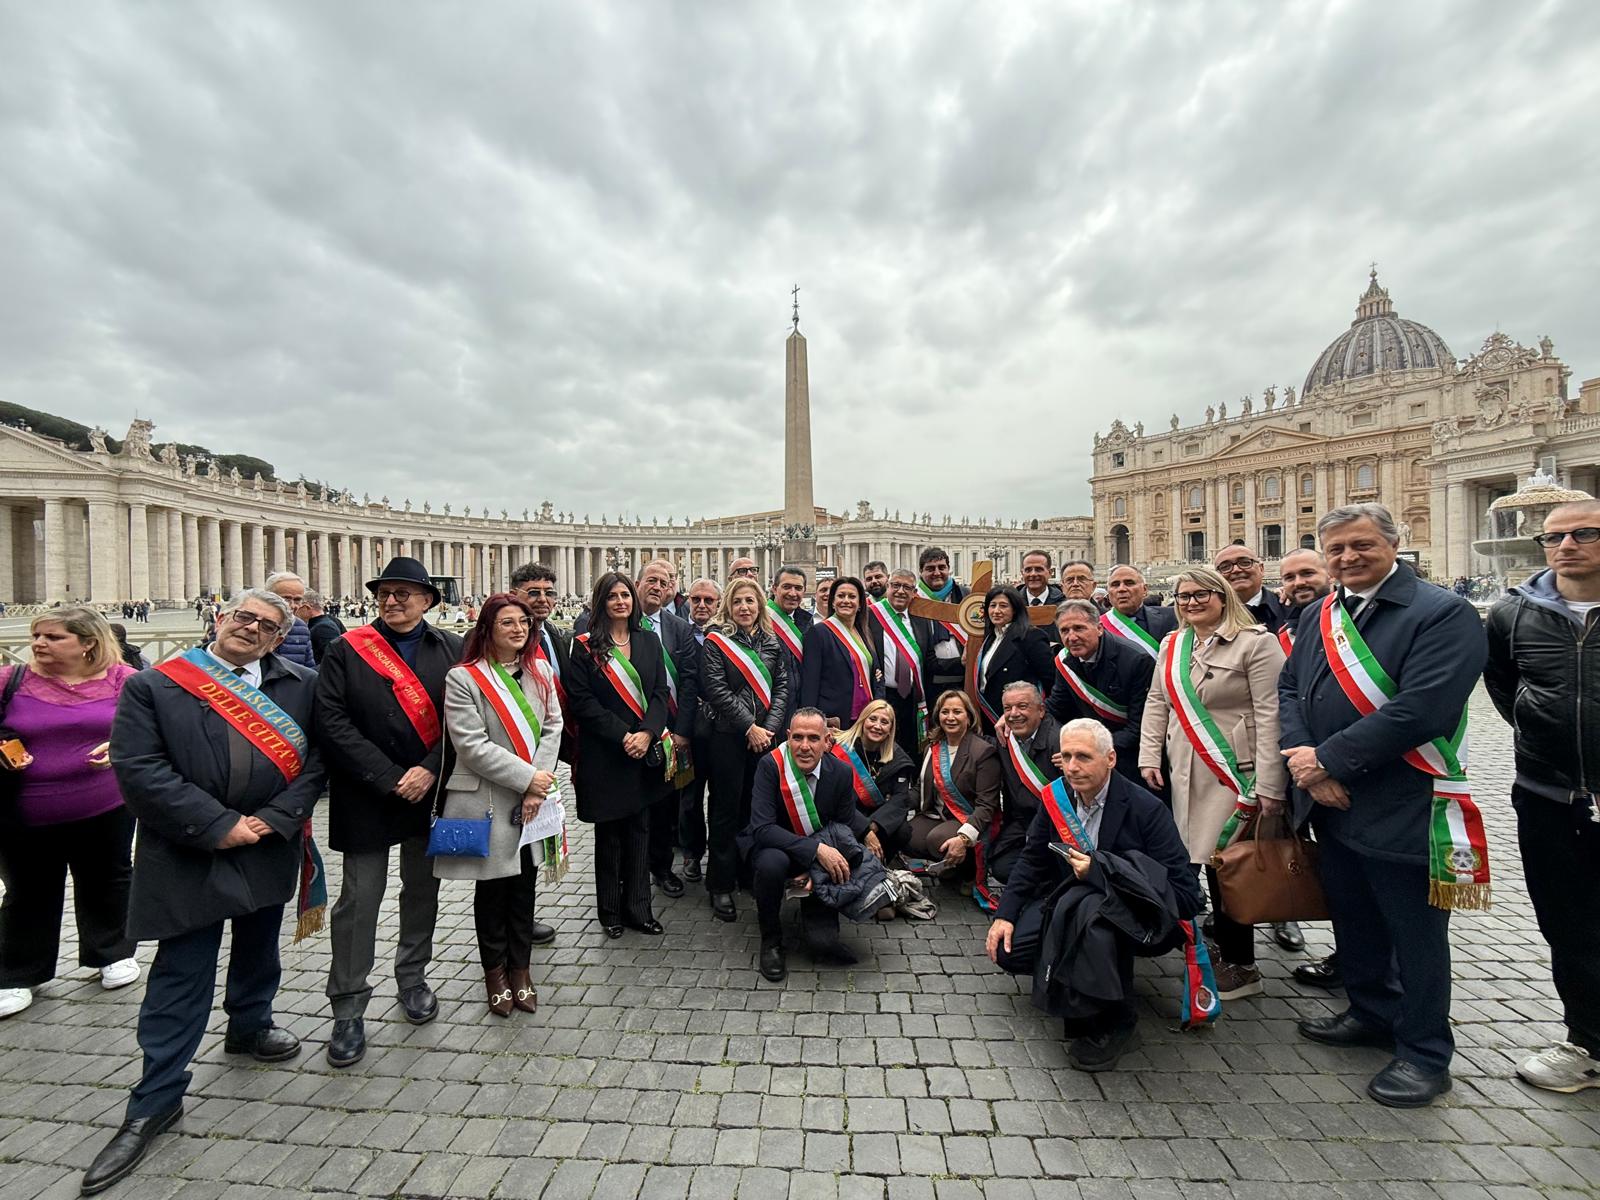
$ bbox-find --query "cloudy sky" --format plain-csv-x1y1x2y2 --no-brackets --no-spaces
3,1,1596,523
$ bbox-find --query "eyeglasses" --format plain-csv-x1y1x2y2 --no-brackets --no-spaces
375,588,417,602
1216,559,1262,574
1532,528,1600,548
730,567,758,578
1174,590,1220,606
227,610,283,636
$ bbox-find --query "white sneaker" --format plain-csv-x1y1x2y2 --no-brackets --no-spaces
100,958,141,990
1518,1042,1600,1093
0,987,32,1018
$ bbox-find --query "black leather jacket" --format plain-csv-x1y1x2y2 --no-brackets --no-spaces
1484,571,1600,802
697,625,791,736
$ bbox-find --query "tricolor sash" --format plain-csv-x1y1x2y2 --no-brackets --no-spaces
533,628,567,714
1052,650,1128,724
872,600,929,741
1160,629,1259,848
1002,727,1055,805
819,616,875,720
1317,593,1489,910
155,649,325,940
577,633,675,771
831,740,885,809
344,624,442,749
929,740,972,825
772,744,822,835
705,630,774,709
642,615,679,717
1100,609,1160,660
157,649,307,782
768,601,805,660
463,658,568,883
917,579,968,648
1041,776,1220,1029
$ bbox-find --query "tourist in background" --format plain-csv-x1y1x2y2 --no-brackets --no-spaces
697,576,790,922
299,590,348,665
436,594,563,1019
566,571,670,940
265,572,318,669
109,622,151,670
800,575,883,729
1139,565,1286,1002
832,699,916,861
0,607,140,1021
974,584,1055,731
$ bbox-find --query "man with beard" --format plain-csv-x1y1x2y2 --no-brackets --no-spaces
862,560,889,601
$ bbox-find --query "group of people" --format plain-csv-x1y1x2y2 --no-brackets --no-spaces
0,492,1596,1194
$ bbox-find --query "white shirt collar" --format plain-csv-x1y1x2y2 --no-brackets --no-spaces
205,646,262,688
1244,590,1265,608
1348,561,1400,605
1075,775,1112,810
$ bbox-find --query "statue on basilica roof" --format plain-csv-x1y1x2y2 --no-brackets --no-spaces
159,443,179,466
121,419,155,459
1263,385,1276,411
1240,394,1253,416
1284,384,1296,406
88,427,109,454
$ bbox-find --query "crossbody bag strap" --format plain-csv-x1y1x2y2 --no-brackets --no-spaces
0,665,26,724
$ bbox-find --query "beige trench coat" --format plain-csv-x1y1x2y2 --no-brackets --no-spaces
1138,624,1287,864
434,658,564,882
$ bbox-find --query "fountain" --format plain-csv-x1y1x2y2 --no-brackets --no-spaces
1471,467,1594,595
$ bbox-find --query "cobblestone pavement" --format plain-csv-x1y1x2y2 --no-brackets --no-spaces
2,686,1596,1200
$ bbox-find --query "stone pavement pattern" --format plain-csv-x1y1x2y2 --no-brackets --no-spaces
1,686,1596,1200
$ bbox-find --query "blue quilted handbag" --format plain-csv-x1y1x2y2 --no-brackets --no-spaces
425,770,493,858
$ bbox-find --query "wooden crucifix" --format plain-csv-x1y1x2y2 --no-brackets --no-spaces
906,559,1057,723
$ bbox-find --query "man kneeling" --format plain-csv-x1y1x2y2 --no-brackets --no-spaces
985,719,1200,1071
745,708,892,982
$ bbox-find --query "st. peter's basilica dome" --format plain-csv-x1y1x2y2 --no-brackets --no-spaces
1303,270,1454,396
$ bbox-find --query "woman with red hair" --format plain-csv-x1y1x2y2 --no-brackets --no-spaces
435,594,563,1017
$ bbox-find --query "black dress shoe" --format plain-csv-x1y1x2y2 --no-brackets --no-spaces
1068,1022,1141,1073
759,943,787,983
1298,1011,1394,1050
529,921,556,946
399,985,438,1025
326,1018,366,1068
81,1103,183,1195
1201,916,1216,938
603,923,625,939
654,872,685,898
710,893,737,922
1272,921,1306,952
808,939,859,966
1368,1058,1452,1108
223,1024,301,1063
1293,953,1343,990
626,918,665,935
682,859,702,884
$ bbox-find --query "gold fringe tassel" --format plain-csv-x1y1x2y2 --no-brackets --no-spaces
293,904,326,943
1429,881,1491,912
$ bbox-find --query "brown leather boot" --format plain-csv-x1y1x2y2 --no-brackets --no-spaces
507,966,538,1014
485,966,513,1017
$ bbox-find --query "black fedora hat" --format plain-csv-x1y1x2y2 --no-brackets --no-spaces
366,556,440,605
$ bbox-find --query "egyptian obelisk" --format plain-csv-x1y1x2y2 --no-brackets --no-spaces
783,286,817,582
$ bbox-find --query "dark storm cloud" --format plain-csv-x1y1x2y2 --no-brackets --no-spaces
1,1,1595,521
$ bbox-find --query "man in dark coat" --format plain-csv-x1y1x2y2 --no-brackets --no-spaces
638,558,702,897
744,708,869,983
1019,550,1066,612
989,682,1061,883
912,547,967,701
1104,565,1178,649
987,719,1197,1072
315,557,462,1068
86,590,325,1195
875,568,928,760
1046,600,1154,783
1279,504,1486,1108
301,589,348,665
768,564,813,724
1215,544,1287,633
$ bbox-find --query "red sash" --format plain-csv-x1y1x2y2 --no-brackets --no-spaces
156,650,306,782
343,625,442,749
1276,626,1294,656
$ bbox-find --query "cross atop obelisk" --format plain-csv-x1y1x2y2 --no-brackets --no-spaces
783,286,817,579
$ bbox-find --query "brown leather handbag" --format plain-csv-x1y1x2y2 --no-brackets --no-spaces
1210,814,1328,925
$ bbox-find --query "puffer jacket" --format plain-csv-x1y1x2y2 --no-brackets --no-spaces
1484,568,1600,802
276,616,318,670
697,624,791,735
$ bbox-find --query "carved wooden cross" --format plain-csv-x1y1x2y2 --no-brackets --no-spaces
906,559,1056,717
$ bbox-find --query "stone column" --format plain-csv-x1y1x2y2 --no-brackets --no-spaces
1446,481,1470,578
182,514,200,599
43,498,68,601
247,524,266,587
127,502,151,601
164,510,183,602
224,520,245,595
293,529,310,579
270,527,287,574
1242,475,1258,553
317,532,332,594
88,500,120,603
356,535,370,585
1380,454,1400,508
0,503,11,603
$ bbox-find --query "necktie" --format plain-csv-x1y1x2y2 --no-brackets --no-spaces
893,641,913,697
1030,596,1042,607
1343,592,1365,618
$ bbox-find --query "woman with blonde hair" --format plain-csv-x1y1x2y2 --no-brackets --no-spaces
696,576,790,922
0,607,141,1019
1138,564,1287,1002
832,699,916,860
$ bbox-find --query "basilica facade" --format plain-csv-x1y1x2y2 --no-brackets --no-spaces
1089,272,1600,581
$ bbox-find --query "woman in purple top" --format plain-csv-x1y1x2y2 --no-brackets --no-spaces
0,606,141,1019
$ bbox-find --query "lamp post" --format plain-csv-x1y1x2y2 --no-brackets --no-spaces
985,542,1010,585
754,523,783,580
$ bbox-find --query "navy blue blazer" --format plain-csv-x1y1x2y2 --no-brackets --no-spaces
799,618,885,725
1045,632,1155,778
995,769,1199,925
744,749,868,865
644,608,701,739
1277,562,1486,864
976,625,1057,721
1129,603,1179,642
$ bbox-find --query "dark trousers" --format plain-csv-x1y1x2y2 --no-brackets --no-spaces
1204,866,1256,967
475,845,538,971
1515,787,1600,1056
326,834,438,1019
0,807,135,987
1320,834,1454,1071
593,816,652,927
994,896,1135,1035
887,690,922,760
127,903,284,1120
704,731,760,893
988,813,1031,884
750,846,839,946
678,734,713,862
646,788,679,879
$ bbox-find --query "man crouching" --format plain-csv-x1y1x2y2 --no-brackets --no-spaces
986,718,1199,1071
